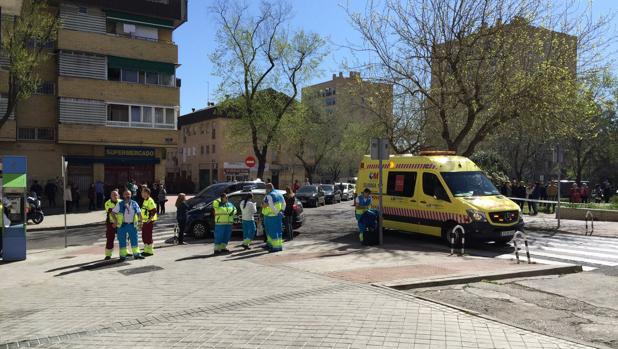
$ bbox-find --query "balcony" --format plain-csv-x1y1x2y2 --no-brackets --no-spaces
58,123,177,147
58,76,179,106
58,29,178,64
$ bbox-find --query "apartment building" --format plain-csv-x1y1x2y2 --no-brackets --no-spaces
0,0,187,192
301,71,393,123
168,104,305,192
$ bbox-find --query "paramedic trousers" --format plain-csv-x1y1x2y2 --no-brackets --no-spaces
105,223,116,257
355,213,365,242
264,215,283,252
214,224,232,251
142,221,154,254
117,223,140,257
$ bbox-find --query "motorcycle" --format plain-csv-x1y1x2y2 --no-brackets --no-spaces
27,193,44,225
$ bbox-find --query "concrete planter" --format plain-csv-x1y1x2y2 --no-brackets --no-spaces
557,207,618,222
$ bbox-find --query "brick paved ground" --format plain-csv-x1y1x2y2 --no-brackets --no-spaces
0,202,599,348
0,241,593,349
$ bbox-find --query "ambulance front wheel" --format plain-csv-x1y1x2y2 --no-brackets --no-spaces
441,222,462,245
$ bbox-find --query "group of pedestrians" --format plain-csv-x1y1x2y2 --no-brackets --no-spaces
501,180,558,215
103,185,159,261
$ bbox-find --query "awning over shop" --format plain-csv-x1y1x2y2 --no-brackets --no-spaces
106,11,175,29
107,56,176,75
66,156,160,166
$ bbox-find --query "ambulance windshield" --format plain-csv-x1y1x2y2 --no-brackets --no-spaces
441,171,500,197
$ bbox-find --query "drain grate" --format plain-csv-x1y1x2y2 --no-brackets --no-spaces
118,265,164,275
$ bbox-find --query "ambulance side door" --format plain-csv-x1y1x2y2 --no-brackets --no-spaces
384,171,418,224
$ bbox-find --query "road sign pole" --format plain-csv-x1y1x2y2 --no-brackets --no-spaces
62,155,67,248
378,156,384,245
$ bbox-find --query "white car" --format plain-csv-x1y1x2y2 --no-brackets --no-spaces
336,183,355,201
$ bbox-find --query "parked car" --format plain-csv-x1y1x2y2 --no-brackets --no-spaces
336,183,354,201
186,180,266,211
295,185,326,208
320,184,342,204
186,188,305,239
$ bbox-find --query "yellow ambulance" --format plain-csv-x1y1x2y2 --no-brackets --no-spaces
355,151,523,243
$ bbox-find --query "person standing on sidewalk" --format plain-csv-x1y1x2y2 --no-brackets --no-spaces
240,193,257,250
140,188,158,256
175,193,188,245
88,184,96,211
355,188,372,243
95,180,105,209
111,189,144,261
103,190,121,260
284,187,295,241
157,183,167,215
45,180,57,208
212,193,237,255
262,183,286,253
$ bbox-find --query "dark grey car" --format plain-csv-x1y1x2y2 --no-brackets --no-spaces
295,185,325,208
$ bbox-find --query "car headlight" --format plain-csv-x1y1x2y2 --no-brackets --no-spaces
466,209,487,222
312,193,317,197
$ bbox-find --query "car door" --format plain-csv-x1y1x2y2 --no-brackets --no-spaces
418,171,455,236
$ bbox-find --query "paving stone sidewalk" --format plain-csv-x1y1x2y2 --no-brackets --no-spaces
524,213,618,237
0,240,594,348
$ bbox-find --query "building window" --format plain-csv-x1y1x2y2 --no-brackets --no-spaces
107,104,176,129
108,68,121,81
108,104,129,122
17,127,55,141
146,71,159,85
143,107,153,123
122,69,138,83
35,81,55,95
200,146,204,155
205,145,209,154
130,106,141,123
325,98,336,106
212,144,216,153
212,126,216,139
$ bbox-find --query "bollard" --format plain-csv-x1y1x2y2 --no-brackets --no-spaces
585,211,594,236
512,231,530,264
449,225,466,256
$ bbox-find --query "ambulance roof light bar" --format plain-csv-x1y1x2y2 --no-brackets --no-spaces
418,150,457,156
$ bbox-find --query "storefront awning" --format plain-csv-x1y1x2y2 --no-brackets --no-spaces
66,156,160,166
106,11,175,29
108,56,176,75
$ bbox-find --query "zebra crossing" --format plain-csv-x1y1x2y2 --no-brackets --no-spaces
92,222,178,247
495,231,618,271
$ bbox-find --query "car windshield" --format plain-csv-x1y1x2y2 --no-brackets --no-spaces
298,186,316,193
195,183,229,198
441,171,500,197
321,185,334,191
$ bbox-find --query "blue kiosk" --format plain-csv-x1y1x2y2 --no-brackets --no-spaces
0,156,28,261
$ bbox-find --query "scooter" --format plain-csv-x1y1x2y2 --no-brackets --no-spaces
27,193,44,224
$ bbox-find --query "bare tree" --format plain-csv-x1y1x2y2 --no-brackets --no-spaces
347,0,615,156
210,0,327,178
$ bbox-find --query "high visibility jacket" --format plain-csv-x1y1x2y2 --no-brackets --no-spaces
141,197,158,222
262,191,285,217
355,196,372,215
105,199,122,224
116,200,141,224
213,199,236,225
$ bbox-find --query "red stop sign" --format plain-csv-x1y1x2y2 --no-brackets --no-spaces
245,156,256,168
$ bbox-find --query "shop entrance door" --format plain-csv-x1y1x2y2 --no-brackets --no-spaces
104,165,154,189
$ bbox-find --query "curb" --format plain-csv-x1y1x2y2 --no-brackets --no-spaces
371,285,609,349
379,264,583,290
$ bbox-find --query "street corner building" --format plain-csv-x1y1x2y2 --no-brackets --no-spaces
0,0,187,191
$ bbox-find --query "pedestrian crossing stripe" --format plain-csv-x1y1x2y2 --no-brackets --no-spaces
498,231,618,271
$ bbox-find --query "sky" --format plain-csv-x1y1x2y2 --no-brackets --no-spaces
174,0,618,115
